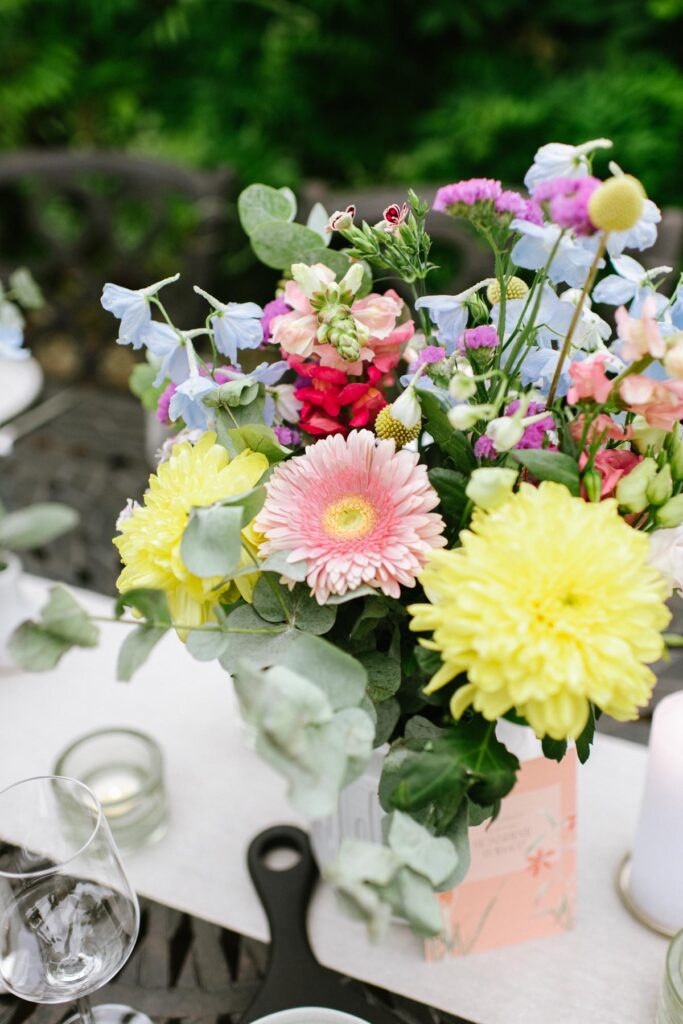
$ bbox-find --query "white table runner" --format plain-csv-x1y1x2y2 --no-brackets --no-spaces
0,577,670,1024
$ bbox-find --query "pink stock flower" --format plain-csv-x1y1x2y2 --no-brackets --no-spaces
615,299,666,362
533,176,600,236
620,375,683,430
434,178,502,211
579,449,642,499
157,382,176,424
569,412,631,446
410,344,447,370
255,430,446,602
567,353,613,405
457,325,500,351
495,190,544,226
261,297,290,342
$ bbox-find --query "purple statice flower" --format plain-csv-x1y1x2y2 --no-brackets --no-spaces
474,434,496,459
410,344,448,370
495,190,544,227
261,297,290,342
434,178,502,212
274,425,302,447
533,176,600,236
457,325,500,351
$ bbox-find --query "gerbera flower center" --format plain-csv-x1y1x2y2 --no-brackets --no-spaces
322,494,378,540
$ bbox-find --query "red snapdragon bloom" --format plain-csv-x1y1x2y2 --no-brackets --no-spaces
294,362,390,437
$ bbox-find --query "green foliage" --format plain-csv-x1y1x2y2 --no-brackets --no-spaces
9,585,98,670
1,1,680,202
419,391,477,472
0,502,78,552
511,449,581,495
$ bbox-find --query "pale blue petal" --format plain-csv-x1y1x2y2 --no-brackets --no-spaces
593,276,636,305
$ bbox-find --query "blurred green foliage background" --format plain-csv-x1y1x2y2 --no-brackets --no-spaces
1,0,682,197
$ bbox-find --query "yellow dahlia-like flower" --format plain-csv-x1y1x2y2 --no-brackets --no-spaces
409,481,670,740
115,432,268,630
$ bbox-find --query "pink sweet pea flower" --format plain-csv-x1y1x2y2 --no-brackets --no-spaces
569,412,631,446
615,298,666,362
567,352,613,404
579,449,642,499
620,375,683,430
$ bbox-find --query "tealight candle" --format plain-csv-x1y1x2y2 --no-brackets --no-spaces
629,692,683,934
54,727,168,853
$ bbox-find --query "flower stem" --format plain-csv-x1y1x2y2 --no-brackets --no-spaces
546,234,608,406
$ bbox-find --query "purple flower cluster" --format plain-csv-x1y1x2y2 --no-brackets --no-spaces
274,425,302,447
457,325,500,351
495,189,544,227
533,176,600,236
474,400,555,459
261,297,290,342
411,344,448,369
434,178,502,211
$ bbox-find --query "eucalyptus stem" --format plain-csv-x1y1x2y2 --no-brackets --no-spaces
546,234,608,406
88,615,286,636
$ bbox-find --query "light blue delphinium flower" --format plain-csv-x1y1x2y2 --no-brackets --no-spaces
142,322,191,386
168,374,218,431
194,286,263,364
592,254,671,315
606,200,661,257
510,221,599,289
0,301,28,360
415,281,493,352
523,139,613,192
101,274,180,349
670,284,683,330
518,344,579,398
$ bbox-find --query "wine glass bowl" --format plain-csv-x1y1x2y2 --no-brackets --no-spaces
0,776,149,1023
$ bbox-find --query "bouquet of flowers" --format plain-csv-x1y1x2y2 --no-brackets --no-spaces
12,138,683,937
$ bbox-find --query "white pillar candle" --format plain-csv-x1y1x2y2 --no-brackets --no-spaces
630,691,683,933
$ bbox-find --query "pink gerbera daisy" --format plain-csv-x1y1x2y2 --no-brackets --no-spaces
255,430,446,603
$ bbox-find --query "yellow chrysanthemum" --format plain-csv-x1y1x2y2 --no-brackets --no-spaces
408,481,671,740
115,432,268,631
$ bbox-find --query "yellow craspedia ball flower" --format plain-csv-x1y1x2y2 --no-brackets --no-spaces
408,481,670,741
115,431,268,632
486,276,528,305
375,405,421,447
588,175,645,232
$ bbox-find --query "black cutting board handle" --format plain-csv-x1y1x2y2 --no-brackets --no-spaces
242,824,400,1024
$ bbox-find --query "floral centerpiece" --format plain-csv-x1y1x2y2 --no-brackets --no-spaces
12,139,683,937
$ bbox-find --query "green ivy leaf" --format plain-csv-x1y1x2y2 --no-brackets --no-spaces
511,449,580,496
180,505,244,578
576,704,596,764
238,184,296,237
0,503,78,551
419,391,476,471
542,736,568,762
374,697,400,746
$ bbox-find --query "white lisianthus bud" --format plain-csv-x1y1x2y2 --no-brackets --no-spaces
466,467,518,511
486,415,525,452
631,415,668,455
339,263,364,298
390,386,421,429
649,525,683,593
449,373,477,401
647,464,673,507
616,457,658,514
448,404,493,430
656,494,683,529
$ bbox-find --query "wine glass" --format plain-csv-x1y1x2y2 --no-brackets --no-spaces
0,776,151,1024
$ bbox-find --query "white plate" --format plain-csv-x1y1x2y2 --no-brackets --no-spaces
252,1009,369,1024
0,358,43,424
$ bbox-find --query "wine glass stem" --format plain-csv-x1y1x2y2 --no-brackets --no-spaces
77,996,97,1024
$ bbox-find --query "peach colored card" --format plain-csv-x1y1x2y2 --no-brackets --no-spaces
426,749,577,958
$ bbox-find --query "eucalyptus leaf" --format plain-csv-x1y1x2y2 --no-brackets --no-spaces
227,424,290,463
219,604,293,670
115,588,171,625
186,628,231,661
8,586,98,671
238,183,297,237
0,503,78,552
326,585,378,605
180,504,244,578
117,625,167,682
8,622,72,671
374,698,400,747
282,632,366,708
252,578,336,634
249,221,327,271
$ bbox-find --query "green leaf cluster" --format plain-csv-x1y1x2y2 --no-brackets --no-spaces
0,502,78,554
9,586,98,670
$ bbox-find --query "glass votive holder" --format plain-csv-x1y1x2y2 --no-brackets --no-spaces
53,727,168,854
658,930,683,1024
